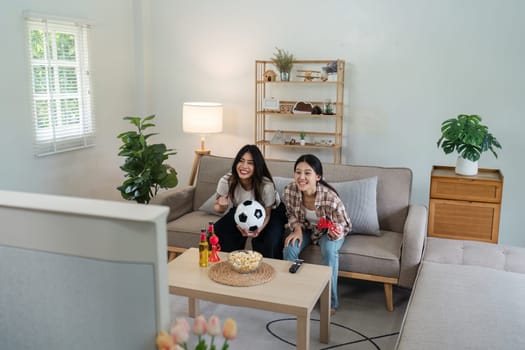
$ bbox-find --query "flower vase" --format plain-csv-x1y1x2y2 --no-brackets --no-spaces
280,72,290,81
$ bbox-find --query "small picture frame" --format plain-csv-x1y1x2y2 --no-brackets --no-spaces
279,102,294,114
263,97,280,111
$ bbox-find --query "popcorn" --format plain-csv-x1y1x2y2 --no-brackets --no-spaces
228,250,262,273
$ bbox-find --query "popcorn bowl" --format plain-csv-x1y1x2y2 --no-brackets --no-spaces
228,250,263,273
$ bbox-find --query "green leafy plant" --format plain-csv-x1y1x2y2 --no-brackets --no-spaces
271,47,295,74
299,131,306,140
437,114,502,162
117,115,178,204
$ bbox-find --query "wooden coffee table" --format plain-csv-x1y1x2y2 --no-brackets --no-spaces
168,248,331,350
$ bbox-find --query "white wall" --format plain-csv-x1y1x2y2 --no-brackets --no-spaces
0,0,147,201
1,0,524,246
149,0,525,246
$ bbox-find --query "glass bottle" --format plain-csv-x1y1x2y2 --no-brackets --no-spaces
207,221,214,252
199,230,209,267
324,99,334,115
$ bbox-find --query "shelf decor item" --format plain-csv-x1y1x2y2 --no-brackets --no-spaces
263,69,277,82
263,97,280,111
437,114,502,175
271,47,295,81
292,101,313,114
323,99,334,115
299,131,306,145
270,130,286,144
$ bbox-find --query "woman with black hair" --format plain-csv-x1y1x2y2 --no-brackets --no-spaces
283,154,351,313
213,144,286,259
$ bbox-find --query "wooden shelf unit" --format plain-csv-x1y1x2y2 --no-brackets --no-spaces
427,165,504,243
255,59,345,163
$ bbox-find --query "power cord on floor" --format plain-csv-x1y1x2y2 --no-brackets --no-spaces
265,317,399,349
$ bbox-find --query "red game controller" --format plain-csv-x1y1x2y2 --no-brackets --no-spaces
317,216,334,233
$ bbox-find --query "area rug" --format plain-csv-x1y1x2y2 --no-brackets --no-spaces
169,278,411,350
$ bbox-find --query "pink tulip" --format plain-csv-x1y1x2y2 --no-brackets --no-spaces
192,315,208,335
207,315,221,336
156,331,173,350
222,318,237,340
175,317,190,334
171,318,190,344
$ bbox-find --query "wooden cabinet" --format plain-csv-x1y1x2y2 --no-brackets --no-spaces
255,59,345,163
428,165,503,243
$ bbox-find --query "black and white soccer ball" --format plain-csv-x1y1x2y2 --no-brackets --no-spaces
234,200,266,232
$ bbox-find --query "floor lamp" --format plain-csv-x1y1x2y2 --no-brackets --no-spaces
183,102,223,186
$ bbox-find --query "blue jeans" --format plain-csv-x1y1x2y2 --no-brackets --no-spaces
283,230,344,309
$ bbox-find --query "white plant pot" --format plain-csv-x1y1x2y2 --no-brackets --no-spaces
455,156,478,176
300,139,306,146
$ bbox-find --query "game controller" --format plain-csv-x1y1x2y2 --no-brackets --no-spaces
289,259,304,273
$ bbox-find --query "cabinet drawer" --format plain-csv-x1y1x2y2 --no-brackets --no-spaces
428,199,500,243
430,178,502,203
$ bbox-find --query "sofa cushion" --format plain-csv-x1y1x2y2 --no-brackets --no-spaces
424,238,525,273
331,177,380,235
166,211,220,248
301,230,402,278
396,261,525,349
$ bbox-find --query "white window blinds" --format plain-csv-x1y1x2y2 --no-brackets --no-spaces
25,14,95,156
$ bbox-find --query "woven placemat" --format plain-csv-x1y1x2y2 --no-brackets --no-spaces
208,261,275,287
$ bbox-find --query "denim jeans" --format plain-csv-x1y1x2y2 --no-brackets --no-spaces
283,230,344,309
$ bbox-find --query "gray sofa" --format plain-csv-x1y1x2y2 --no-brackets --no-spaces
152,155,427,311
396,237,525,349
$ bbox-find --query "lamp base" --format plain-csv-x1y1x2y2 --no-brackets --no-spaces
189,149,211,186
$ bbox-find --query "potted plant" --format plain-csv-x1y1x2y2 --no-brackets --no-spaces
299,131,306,145
437,114,502,175
117,115,178,204
271,47,295,81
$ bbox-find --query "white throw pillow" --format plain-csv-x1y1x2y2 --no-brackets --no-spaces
331,177,380,235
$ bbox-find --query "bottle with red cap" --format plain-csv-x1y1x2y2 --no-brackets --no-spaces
207,221,214,252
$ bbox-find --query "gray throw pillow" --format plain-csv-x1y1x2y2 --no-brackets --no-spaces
273,176,293,199
331,177,380,235
198,194,227,216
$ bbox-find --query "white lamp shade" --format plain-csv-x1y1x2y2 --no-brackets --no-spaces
182,102,223,134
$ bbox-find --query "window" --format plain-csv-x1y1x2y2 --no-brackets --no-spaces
26,14,95,156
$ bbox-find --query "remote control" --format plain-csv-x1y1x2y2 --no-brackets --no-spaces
289,259,304,273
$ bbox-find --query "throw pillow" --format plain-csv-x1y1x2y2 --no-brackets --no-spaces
331,177,380,235
273,176,293,199
198,194,226,216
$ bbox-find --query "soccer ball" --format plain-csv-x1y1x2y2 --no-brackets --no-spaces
234,200,266,232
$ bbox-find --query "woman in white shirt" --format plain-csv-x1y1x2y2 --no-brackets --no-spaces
213,145,286,259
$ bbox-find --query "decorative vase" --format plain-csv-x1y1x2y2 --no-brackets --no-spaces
280,72,290,81
455,156,478,176
300,139,306,146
